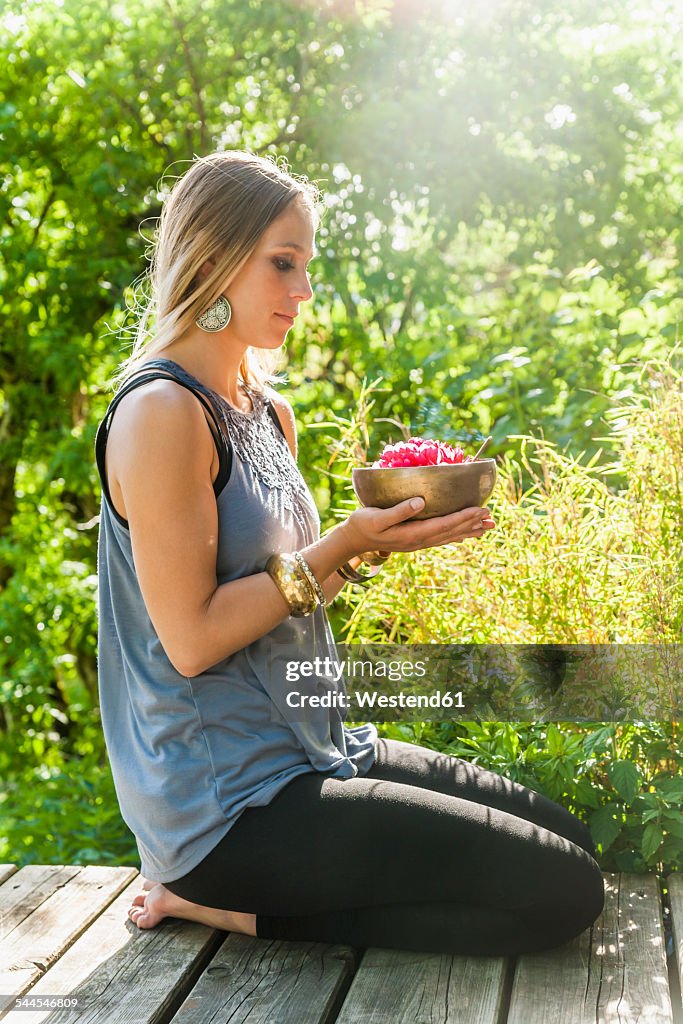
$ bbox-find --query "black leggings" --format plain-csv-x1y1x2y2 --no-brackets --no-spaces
165,738,605,955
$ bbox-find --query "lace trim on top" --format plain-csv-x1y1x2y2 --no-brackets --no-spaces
154,360,314,532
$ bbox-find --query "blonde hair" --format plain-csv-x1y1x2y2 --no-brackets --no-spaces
112,151,321,393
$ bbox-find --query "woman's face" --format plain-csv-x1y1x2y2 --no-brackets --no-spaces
221,198,317,350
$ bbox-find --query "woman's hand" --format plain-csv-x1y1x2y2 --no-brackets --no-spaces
340,497,496,558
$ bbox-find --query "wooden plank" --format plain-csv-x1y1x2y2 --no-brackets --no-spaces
1,874,223,1024
170,934,359,1024
668,873,683,1017
334,947,510,1024
0,864,136,1014
507,872,673,1024
0,866,80,944
0,866,18,887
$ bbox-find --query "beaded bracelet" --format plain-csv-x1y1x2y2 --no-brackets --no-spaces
293,551,327,607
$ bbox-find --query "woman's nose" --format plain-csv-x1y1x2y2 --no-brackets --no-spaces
291,270,313,302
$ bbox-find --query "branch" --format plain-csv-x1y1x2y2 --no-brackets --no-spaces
115,92,174,158
30,187,56,248
336,275,361,326
394,226,457,337
397,277,415,336
254,45,307,154
163,0,207,151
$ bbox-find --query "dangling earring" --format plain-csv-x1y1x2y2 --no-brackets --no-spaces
196,294,232,332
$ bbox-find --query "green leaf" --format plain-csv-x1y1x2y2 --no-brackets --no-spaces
661,817,683,841
641,822,664,862
653,778,683,802
581,727,615,757
618,308,649,335
607,760,641,806
573,778,602,810
590,806,623,851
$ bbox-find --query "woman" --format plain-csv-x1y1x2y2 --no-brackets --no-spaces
95,151,604,954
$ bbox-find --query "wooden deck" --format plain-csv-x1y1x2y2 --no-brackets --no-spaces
0,864,681,1023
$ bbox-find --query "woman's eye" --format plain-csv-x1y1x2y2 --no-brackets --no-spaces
274,258,295,272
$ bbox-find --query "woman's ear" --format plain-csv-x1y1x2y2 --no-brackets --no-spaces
199,259,215,277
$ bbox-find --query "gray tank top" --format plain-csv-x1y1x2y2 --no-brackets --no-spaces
95,358,377,882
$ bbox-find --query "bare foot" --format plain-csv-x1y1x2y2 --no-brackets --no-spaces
128,880,257,935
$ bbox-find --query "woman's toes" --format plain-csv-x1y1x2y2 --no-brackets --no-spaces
127,885,167,930
128,903,158,929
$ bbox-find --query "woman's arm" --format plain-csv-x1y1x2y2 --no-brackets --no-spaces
267,390,362,605
321,554,362,603
111,383,359,678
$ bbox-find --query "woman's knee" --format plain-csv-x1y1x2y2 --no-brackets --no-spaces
574,817,597,858
550,808,597,858
535,856,605,948
527,793,598,858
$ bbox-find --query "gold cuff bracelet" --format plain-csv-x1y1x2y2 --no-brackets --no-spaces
265,553,318,617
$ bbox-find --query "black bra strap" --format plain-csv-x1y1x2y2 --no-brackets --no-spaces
118,356,287,441
95,366,232,529
266,400,286,440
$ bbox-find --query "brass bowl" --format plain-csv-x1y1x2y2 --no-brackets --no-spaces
351,459,497,521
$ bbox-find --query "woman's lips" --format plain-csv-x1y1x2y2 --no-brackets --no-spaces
275,313,295,325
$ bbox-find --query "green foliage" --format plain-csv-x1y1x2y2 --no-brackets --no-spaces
374,720,683,874
0,743,138,868
1,0,682,874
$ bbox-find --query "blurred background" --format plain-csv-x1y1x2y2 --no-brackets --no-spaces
1,0,682,877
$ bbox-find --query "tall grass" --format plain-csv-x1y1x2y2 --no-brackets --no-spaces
326,356,683,648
